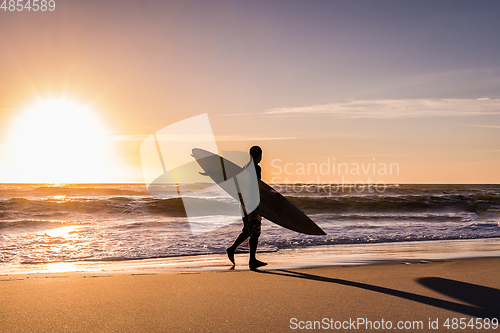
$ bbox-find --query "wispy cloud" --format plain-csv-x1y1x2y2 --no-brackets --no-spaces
111,134,302,142
461,124,500,129
475,149,500,153
110,133,367,143
265,98,500,119
215,134,368,141
110,134,301,142
338,153,415,157
215,136,299,142
111,134,149,142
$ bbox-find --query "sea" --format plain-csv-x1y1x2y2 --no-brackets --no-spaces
1,183,500,272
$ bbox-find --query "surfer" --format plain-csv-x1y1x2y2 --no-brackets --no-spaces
226,146,267,270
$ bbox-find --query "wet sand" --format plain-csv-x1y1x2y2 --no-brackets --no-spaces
1,257,499,332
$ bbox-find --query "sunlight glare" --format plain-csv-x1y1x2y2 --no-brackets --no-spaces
45,225,80,238
2,99,120,183
46,262,77,273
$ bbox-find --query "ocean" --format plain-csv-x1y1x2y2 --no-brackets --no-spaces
1,183,500,269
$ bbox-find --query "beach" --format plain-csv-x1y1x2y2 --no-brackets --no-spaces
1,257,499,332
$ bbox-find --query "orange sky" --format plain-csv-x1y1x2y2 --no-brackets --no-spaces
0,1,499,184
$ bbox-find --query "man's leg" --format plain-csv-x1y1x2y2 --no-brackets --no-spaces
249,235,267,269
226,231,249,265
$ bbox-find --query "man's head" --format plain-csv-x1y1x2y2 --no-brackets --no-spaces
249,146,262,163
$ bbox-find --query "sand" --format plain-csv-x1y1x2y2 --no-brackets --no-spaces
1,257,499,332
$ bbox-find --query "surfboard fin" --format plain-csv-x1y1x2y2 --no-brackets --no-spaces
199,172,208,176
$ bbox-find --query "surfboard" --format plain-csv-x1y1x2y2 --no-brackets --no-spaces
192,148,327,236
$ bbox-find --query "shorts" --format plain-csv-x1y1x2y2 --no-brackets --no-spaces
242,211,262,237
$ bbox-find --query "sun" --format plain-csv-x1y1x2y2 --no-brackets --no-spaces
1,98,119,183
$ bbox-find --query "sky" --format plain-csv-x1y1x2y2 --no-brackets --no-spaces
0,0,499,183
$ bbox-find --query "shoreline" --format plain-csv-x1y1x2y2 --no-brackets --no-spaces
2,238,500,276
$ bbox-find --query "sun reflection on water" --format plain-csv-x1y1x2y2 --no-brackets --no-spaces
46,262,77,273
50,195,67,201
45,225,80,238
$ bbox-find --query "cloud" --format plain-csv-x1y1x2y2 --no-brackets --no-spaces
476,149,500,153
462,124,500,129
215,135,299,141
111,134,149,141
111,134,301,142
111,134,303,143
338,153,415,157
265,98,500,119
111,132,367,143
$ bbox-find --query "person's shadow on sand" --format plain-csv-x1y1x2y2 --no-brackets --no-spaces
257,270,500,318
417,277,500,317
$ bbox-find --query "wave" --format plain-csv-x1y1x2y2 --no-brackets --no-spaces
288,194,500,215
0,197,187,219
1,190,499,223
460,222,500,230
260,234,500,250
0,184,149,198
0,220,64,230
2,184,500,265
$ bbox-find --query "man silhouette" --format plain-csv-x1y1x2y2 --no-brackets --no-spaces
226,146,267,270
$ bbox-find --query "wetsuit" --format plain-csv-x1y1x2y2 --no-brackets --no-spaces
242,162,261,237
